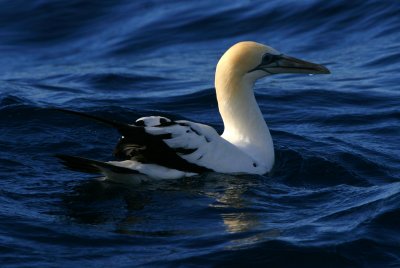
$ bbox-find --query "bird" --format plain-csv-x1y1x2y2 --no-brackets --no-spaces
57,41,330,183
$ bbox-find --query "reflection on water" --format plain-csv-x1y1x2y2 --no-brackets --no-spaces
203,173,281,247
221,212,259,233
62,172,281,249
62,178,151,225
206,174,260,233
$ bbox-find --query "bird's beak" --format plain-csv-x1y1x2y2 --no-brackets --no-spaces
261,54,330,75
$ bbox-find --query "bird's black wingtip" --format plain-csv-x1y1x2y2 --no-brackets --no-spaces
54,108,119,126
56,154,102,174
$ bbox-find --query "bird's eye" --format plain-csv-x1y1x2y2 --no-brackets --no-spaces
262,53,281,65
262,53,274,64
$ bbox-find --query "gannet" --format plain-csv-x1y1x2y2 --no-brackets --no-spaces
57,41,329,183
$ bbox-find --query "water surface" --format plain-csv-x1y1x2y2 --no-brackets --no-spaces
1,1,400,267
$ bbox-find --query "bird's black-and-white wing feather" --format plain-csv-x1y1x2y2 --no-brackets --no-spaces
113,116,211,174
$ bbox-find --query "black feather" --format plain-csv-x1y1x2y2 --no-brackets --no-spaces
54,108,130,130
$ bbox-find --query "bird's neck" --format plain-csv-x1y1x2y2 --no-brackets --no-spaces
215,72,274,168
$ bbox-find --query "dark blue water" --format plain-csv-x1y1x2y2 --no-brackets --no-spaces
1,0,400,267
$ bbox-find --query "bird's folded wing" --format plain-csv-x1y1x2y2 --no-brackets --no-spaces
116,117,257,174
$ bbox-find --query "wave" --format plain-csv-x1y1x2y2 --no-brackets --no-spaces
1,0,399,57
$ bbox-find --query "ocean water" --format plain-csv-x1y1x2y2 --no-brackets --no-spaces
1,0,400,267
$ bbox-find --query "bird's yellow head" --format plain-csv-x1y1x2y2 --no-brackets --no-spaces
216,41,330,84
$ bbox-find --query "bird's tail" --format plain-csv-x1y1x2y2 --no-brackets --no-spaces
56,154,139,175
